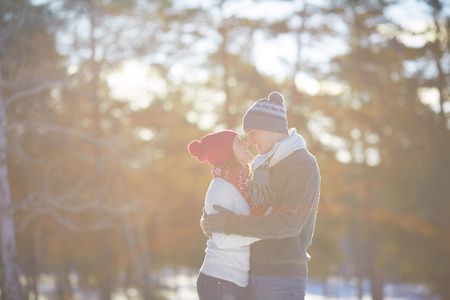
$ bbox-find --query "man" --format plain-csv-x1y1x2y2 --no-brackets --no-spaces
202,91,321,300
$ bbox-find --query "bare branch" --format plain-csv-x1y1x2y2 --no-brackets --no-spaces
49,210,121,232
13,162,139,232
7,120,109,145
17,188,138,232
4,79,66,108
8,120,143,166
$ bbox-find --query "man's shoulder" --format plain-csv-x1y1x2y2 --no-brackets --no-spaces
279,149,317,167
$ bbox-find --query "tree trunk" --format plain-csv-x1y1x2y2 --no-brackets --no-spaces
0,57,22,300
137,221,154,300
353,205,364,300
122,213,151,299
100,232,113,300
56,235,73,300
56,268,72,300
322,277,328,298
220,23,232,129
30,234,39,300
365,180,384,300
24,237,38,300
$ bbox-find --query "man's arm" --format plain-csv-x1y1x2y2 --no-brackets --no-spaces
205,160,320,240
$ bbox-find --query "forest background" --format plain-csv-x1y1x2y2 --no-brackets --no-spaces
0,0,449,299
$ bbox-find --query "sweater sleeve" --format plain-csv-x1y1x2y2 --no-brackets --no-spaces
224,157,320,240
205,179,260,249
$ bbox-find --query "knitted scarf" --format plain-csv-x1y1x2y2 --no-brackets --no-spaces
212,165,268,216
249,128,306,207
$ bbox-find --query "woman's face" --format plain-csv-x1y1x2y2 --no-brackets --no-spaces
232,136,253,166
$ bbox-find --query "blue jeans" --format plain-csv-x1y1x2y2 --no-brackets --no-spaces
197,272,247,300
246,273,307,300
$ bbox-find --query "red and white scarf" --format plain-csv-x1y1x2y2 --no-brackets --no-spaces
212,165,268,216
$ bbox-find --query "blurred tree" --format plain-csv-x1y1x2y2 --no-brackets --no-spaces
164,0,281,131
0,0,32,299
209,1,277,129
2,0,448,299
39,0,176,298
319,0,450,299
3,0,180,298
131,92,209,269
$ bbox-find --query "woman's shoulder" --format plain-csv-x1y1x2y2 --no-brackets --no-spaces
205,178,242,211
208,177,235,193
210,177,231,186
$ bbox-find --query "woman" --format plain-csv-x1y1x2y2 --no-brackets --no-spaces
188,130,260,300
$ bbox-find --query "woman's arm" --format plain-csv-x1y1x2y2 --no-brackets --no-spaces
206,158,320,240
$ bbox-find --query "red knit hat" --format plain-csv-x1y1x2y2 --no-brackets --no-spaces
188,130,238,166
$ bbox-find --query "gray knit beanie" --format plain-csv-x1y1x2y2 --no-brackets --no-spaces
242,91,288,134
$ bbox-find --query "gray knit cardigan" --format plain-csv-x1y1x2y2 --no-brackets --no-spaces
224,149,321,278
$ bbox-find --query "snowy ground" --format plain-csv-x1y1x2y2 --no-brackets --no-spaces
32,267,439,299
156,268,437,300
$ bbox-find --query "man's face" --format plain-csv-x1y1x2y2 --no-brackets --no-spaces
245,129,277,155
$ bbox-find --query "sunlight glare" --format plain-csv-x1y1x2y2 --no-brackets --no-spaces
136,127,155,141
397,23,437,48
295,73,319,96
384,0,439,48
418,87,441,113
320,80,348,96
365,147,381,166
107,60,167,111
336,149,351,163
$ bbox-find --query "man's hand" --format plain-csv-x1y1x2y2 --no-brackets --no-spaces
201,205,232,235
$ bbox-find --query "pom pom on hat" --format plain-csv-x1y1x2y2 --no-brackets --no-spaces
268,91,284,105
188,130,238,166
187,140,203,162
242,91,288,134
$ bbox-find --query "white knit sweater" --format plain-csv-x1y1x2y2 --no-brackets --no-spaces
200,177,260,287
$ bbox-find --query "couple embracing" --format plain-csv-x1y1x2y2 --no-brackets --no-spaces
188,92,321,300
